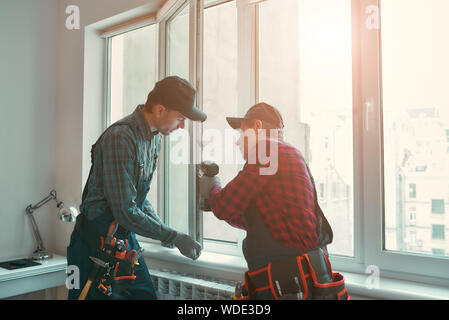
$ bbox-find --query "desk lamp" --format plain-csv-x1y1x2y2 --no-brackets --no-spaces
26,190,79,260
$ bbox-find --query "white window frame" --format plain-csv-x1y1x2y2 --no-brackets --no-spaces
161,0,197,237
102,0,449,288
199,0,252,256
360,0,449,285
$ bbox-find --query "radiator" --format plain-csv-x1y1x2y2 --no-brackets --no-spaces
150,269,237,300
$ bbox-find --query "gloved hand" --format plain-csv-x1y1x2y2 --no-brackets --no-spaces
199,175,221,211
164,232,202,260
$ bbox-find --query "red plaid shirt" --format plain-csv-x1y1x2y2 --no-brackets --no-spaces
209,139,319,253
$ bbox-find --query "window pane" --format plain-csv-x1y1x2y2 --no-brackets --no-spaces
110,25,158,123
432,225,445,240
166,4,190,234
110,24,159,216
431,199,445,214
409,183,416,198
202,1,241,243
167,5,189,79
258,0,354,256
382,0,449,257
432,248,445,256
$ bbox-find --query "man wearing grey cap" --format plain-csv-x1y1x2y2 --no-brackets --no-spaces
68,76,205,300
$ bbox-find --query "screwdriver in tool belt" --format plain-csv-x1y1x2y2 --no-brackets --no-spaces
133,248,144,265
104,221,119,254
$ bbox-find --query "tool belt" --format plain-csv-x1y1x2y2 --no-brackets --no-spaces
75,214,141,299
234,247,350,300
91,233,140,299
74,213,131,247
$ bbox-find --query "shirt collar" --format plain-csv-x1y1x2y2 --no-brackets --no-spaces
133,105,158,140
245,138,281,166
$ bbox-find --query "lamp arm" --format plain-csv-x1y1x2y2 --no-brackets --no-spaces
25,190,58,214
25,190,58,253
27,212,46,252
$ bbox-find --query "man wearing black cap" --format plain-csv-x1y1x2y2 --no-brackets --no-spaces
199,103,347,300
67,76,206,300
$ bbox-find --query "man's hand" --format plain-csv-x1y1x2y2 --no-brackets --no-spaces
163,232,202,260
199,175,221,211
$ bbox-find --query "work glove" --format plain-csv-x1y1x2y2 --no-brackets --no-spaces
199,175,221,211
163,232,202,260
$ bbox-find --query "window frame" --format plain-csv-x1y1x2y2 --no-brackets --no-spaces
408,207,416,226
432,225,445,240
157,0,205,243
199,0,252,254
163,0,196,237
361,0,449,283
102,0,449,285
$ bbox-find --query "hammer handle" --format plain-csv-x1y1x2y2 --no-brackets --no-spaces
78,280,93,300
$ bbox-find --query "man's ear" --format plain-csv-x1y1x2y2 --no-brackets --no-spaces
153,104,166,118
254,119,263,130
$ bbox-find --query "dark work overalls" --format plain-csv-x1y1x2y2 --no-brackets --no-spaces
238,170,348,300
67,113,160,300
241,203,314,300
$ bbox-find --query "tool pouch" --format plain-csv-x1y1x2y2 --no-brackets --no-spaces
303,248,350,300
94,238,137,300
109,258,136,299
113,254,137,282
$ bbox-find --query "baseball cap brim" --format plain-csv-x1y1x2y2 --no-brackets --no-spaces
182,106,207,122
226,117,245,130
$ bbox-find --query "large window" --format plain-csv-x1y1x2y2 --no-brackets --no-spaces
104,0,449,284
382,0,449,258
258,0,354,257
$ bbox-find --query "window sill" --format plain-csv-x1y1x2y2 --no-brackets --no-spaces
141,242,449,300
341,272,449,300
141,242,248,282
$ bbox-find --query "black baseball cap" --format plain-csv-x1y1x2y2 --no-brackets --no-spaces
226,102,284,130
150,76,207,122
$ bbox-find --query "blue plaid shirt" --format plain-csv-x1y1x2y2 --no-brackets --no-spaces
80,105,176,243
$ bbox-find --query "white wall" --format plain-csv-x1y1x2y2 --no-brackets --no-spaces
0,0,58,261
0,0,163,270
0,0,165,299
